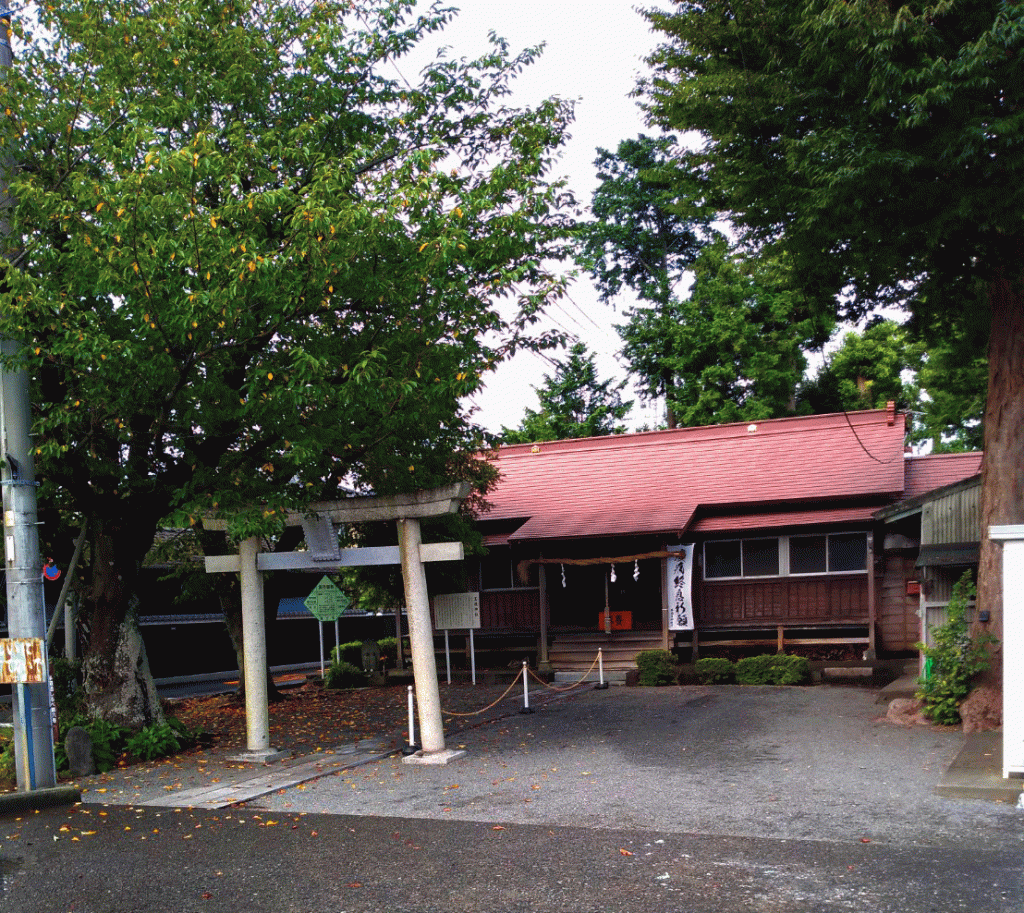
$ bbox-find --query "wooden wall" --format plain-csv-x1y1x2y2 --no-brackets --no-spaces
877,553,919,652
697,575,869,628
479,589,540,632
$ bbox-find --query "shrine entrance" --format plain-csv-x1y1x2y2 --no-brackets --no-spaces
204,483,470,765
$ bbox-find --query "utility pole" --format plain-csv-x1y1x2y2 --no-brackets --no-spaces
0,7,57,790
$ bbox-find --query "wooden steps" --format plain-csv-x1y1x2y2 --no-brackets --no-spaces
548,632,665,671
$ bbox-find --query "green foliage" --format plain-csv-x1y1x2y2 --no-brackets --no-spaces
912,341,988,453
0,732,14,787
80,719,131,774
734,654,810,686
581,135,708,307
330,641,366,667
694,657,734,685
635,650,681,686
56,715,196,771
578,135,829,429
638,0,1022,456
620,240,826,428
324,660,368,690
799,320,924,419
500,343,632,443
1,0,577,723
916,573,994,725
125,723,182,762
376,637,401,667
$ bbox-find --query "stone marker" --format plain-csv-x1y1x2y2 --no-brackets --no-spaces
64,726,95,777
360,640,381,673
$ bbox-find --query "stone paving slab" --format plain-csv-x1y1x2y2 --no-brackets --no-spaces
88,739,395,810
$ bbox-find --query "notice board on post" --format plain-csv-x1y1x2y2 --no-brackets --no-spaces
433,592,481,631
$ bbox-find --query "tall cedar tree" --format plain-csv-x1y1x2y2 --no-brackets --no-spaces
0,0,575,726
642,0,1023,662
580,136,829,427
501,342,632,443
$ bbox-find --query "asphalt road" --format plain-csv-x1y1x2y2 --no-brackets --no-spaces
1,685,1021,912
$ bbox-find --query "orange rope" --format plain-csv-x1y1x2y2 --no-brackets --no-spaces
440,666,526,717
528,651,602,692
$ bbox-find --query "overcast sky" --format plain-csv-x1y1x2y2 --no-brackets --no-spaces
404,1,670,434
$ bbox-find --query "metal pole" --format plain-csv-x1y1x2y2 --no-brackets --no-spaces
0,4,57,792
318,621,325,678
594,647,609,690
443,629,451,684
408,684,416,746
469,627,476,686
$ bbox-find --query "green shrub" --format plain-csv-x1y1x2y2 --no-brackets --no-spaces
0,732,14,786
734,654,810,686
376,636,409,667
324,660,367,690
694,657,734,685
635,650,680,686
125,723,182,762
329,641,365,666
916,572,995,725
81,719,130,773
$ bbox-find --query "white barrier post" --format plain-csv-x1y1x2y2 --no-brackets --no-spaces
402,684,419,755
520,660,534,714
469,628,476,686
595,647,609,690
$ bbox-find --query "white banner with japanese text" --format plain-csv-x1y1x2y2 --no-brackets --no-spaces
666,544,695,631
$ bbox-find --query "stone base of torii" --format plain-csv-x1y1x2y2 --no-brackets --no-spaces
204,483,471,766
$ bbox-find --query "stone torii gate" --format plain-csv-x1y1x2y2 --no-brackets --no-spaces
205,483,471,766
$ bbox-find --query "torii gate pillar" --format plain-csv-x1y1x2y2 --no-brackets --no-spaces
238,536,282,761
398,517,459,762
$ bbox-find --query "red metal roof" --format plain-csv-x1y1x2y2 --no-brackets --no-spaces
902,452,982,500
484,409,909,542
690,505,879,534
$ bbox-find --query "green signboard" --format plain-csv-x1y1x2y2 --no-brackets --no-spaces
303,576,352,622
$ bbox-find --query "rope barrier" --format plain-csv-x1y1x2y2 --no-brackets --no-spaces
527,649,602,692
440,665,526,717
437,648,608,718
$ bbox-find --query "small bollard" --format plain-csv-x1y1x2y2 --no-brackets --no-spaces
401,684,420,755
520,659,534,714
594,647,609,690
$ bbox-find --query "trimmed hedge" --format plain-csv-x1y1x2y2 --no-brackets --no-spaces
694,657,734,685
635,650,681,686
734,654,810,686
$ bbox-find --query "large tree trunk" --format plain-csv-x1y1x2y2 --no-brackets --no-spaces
80,516,164,728
975,271,1024,685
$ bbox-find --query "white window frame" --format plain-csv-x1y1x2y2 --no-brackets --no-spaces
703,532,869,581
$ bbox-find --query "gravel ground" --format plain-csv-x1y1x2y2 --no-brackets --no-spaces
245,683,1024,849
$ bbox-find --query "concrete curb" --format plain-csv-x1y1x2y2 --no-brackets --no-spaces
0,785,81,817
935,730,1024,803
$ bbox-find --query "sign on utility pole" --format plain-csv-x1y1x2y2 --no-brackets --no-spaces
0,9,57,790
